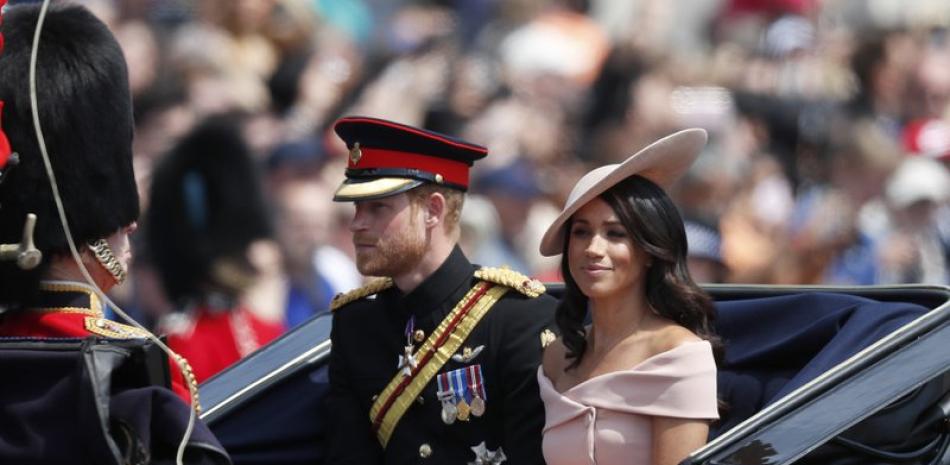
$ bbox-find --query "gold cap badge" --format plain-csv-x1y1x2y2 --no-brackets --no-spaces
349,142,362,165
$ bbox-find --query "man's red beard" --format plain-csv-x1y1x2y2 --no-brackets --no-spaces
353,231,428,278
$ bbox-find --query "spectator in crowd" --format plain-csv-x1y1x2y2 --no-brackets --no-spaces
472,158,546,274
877,156,950,284
273,175,360,327
146,116,284,383
685,219,729,284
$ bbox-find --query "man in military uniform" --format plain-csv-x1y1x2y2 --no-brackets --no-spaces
0,4,228,463
0,2,192,394
0,4,146,340
326,116,558,464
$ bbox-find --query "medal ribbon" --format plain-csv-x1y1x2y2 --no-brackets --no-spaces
468,365,486,400
404,315,414,344
453,366,470,403
437,371,455,402
437,372,448,394
369,282,509,447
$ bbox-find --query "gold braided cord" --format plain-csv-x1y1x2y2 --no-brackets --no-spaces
34,281,103,315
172,354,202,414
474,266,546,298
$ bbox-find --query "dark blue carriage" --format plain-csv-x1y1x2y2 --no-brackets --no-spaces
199,285,950,465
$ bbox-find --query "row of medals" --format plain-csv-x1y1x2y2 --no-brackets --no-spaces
405,325,485,425
439,386,485,425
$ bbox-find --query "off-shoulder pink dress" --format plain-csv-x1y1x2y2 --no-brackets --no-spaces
538,340,718,465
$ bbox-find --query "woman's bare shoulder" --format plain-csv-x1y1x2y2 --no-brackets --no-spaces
651,322,703,355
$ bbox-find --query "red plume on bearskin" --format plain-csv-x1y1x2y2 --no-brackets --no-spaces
0,0,5,52
0,0,10,170
0,102,10,169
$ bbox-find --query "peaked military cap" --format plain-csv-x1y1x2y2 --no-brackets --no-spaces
332,116,488,201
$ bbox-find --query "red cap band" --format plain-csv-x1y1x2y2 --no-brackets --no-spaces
349,147,470,188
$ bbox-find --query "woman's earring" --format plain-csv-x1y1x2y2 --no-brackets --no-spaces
87,238,127,285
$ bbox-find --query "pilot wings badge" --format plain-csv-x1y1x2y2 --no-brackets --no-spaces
452,345,485,363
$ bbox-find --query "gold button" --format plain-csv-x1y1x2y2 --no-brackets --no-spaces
419,443,433,458
413,329,425,342
434,173,444,184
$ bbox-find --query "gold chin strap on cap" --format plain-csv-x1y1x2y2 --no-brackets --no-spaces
87,238,127,285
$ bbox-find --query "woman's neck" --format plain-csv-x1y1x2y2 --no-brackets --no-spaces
587,284,651,355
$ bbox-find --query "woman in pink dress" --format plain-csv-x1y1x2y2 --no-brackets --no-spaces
537,129,721,465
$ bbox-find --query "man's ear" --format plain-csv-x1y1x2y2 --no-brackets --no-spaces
425,192,446,228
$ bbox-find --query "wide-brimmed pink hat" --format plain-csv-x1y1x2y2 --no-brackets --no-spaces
539,128,707,256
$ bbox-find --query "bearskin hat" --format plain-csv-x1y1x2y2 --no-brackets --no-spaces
0,4,138,307
145,116,272,305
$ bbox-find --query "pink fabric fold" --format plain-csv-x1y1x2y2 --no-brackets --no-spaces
539,340,718,465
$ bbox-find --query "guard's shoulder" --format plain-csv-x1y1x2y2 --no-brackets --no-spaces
84,316,152,339
330,277,394,311
474,266,545,298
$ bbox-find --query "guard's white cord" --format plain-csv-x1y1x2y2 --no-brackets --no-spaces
28,1,195,463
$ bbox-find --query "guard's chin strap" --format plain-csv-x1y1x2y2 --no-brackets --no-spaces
87,238,128,285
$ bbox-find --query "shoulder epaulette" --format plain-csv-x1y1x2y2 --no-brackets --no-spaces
474,266,546,298
84,316,152,339
331,277,394,311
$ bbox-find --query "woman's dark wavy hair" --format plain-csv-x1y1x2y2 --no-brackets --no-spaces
556,175,722,370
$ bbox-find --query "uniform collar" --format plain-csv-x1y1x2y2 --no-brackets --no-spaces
398,245,473,319
33,280,104,316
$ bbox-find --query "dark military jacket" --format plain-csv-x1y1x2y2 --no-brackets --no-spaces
326,246,557,464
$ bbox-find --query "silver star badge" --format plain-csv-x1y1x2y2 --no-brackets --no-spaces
396,345,418,377
468,441,506,465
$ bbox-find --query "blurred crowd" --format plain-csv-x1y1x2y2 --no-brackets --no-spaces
67,0,950,374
